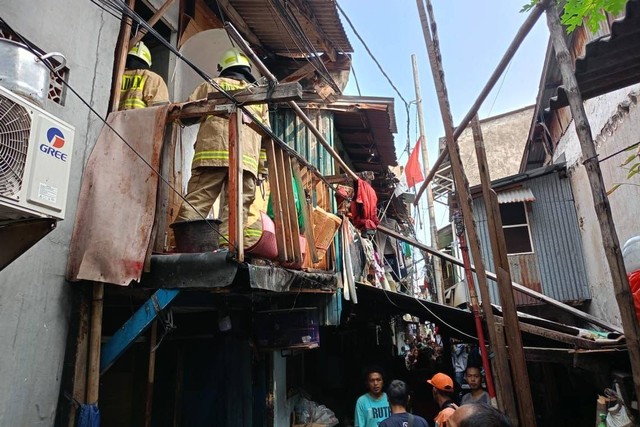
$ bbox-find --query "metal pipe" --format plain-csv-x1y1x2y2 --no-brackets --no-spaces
225,22,360,181
413,0,550,206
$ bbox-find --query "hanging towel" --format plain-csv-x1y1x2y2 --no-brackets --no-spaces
351,179,379,231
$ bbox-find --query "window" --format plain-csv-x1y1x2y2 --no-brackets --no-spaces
500,202,533,255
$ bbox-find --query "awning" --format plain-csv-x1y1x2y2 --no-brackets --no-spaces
497,187,535,204
353,283,624,350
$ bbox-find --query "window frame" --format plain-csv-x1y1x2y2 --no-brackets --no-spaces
500,201,535,256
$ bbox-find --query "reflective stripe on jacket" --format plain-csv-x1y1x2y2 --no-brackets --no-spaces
119,69,169,110
189,77,269,176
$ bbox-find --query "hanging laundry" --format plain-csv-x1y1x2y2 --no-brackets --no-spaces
350,179,379,231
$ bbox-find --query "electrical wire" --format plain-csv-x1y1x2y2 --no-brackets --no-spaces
0,14,239,249
585,140,640,164
335,1,410,108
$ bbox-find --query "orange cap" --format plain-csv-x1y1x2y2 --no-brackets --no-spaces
427,373,454,391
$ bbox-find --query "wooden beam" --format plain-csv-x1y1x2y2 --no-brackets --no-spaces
282,61,317,83
417,0,521,421
264,138,287,262
168,83,303,120
87,283,104,401
283,153,302,265
275,145,294,263
129,0,178,49
228,112,244,261
215,0,262,47
413,0,549,206
109,0,136,112
144,321,158,427
547,1,640,402
292,162,319,263
496,317,600,350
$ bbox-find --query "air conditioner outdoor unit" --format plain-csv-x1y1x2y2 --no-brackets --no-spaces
0,84,74,221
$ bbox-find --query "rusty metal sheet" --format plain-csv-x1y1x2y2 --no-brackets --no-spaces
508,253,542,306
67,106,169,286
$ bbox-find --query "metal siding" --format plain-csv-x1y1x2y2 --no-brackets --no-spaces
270,108,335,174
471,170,590,305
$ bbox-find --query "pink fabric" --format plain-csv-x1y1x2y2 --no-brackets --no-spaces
67,106,169,285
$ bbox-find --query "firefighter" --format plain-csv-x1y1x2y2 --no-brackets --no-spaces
175,47,268,249
119,41,169,110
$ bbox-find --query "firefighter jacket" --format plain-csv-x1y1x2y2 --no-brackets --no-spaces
188,77,269,178
119,69,169,110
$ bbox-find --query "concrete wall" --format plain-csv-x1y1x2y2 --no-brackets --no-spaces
0,2,118,425
553,83,640,327
457,106,534,187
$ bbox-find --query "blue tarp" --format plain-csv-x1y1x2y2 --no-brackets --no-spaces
77,404,100,427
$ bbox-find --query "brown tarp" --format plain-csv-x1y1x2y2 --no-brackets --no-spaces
67,106,169,285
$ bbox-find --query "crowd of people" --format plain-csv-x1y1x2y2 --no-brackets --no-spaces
355,360,509,427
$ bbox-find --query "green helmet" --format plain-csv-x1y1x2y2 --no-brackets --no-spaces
128,41,152,67
218,47,251,72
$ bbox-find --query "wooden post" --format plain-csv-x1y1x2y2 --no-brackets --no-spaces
292,161,319,263
413,0,549,205
264,138,287,262
471,116,535,419
86,282,104,404
144,321,158,427
109,0,136,112
66,287,91,427
283,155,302,265
411,53,444,304
228,111,244,261
547,2,640,401
415,0,521,422
129,0,178,49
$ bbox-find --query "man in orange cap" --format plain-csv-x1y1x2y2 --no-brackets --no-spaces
427,372,457,427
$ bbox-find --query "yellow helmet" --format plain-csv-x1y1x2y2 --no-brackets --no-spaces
218,47,251,72
128,41,152,67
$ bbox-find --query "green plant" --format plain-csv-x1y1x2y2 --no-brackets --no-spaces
521,0,627,33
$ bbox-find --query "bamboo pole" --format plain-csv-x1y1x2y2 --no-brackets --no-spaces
109,0,136,112
411,53,444,304
413,0,549,206
144,321,158,427
455,217,496,400
470,115,533,413
546,2,640,402
415,0,521,422
378,224,623,334
228,112,244,261
86,282,104,404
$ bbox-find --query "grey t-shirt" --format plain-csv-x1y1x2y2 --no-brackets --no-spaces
461,390,491,405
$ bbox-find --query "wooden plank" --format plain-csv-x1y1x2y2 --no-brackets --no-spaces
283,154,302,265
416,0,523,421
129,0,178,49
274,146,294,262
547,2,640,401
167,83,303,121
86,282,104,404
228,112,243,261
292,161,318,263
67,288,90,427
217,0,262,47
264,138,287,262
144,321,158,427
100,289,179,375
496,317,600,350
109,0,136,112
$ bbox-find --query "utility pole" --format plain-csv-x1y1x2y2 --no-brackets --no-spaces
411,53,444,304
547,2,640,402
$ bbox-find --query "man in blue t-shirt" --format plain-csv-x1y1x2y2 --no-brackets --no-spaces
379,380,428,427
355,367,391,427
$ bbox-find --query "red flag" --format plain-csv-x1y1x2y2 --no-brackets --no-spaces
405,137,424,187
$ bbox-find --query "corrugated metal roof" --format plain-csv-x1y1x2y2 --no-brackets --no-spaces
550,0,640,110
228,0,353,55
497,187,536,204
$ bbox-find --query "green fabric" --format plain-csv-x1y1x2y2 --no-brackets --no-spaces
267,176,304,231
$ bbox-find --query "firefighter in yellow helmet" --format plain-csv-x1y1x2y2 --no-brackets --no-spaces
175,47,269,249
119,41,170,110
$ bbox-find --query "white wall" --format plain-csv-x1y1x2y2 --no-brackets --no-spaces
554,83,640,327
0,2,119,425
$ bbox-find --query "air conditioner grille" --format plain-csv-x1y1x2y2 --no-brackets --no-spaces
0,94,31,197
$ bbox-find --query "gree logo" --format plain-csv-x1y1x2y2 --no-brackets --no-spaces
40,127,68,161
